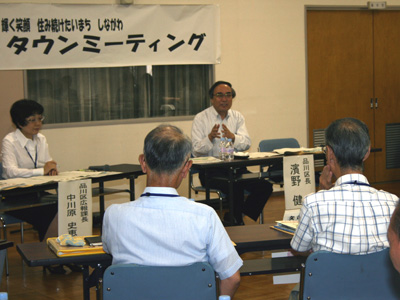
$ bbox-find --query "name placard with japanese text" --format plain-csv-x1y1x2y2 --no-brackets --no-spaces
283,155,316,217
58,179,92,237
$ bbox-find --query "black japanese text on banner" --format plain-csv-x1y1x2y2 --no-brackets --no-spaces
0,4,221,70
58,179,93,237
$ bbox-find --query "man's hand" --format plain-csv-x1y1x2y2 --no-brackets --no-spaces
221,124,235,142
44,161,58,176
208,124,221,141
319,165,333,190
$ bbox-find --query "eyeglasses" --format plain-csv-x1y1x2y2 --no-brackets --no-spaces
26,116,45,124
214,92,233,99
322,145,331,154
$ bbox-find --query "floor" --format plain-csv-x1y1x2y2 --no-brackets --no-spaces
1,182,399,300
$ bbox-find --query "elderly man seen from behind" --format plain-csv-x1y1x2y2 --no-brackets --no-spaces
291,117,398,255
289,117,399,300
102,125,242,298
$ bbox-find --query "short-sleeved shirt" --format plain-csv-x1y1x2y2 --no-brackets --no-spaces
102,186,243,280
291,173,399,254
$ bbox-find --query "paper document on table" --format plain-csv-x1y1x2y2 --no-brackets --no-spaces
67,170,121,178
20,171,113,184
270,220,299,236
190,157,222,164
0,178,30,190
273,147,323,155
0,170,122,191
47,236,105,257
248,152,280,159
282,209,301,222
275,220,299,230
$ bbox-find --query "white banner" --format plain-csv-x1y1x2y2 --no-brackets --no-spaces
0,4,220,70
58,179,92,236
283,155,316,214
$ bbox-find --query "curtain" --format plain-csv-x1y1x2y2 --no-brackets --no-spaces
26,65,213,124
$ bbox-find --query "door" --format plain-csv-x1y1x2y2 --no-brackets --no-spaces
307,10,375,181
373,11,400,182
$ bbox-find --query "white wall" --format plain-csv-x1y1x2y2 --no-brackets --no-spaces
2,0,400,209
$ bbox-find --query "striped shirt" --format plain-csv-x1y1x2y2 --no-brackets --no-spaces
290,173,399,254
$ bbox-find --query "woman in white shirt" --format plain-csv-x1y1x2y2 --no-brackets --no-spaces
1,100,59,239
0,100,69,273
2,99,58,179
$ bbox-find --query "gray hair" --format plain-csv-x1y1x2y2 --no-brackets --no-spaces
143,124,192,174
325,117,370,171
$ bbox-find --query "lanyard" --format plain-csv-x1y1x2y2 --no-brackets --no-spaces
24,145,38,169
341,181,370,187
140,192,180,198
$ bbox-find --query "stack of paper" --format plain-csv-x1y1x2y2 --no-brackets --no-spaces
0,170,122,191
190,157,222,164
270,220,299,236
47,236,105,257
248,152,280,158
273,147,323,155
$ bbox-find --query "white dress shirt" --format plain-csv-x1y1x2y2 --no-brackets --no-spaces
191,106,251,157
102,186,243,280
1,129,52,179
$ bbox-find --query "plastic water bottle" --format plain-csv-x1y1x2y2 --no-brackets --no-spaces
219,137,226,160
225,138,234,161
219,296,230,300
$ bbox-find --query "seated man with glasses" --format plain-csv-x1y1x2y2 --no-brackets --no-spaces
191,81,272,225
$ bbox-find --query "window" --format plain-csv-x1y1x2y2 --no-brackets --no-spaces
26,64,214,125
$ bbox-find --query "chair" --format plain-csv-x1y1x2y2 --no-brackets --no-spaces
102,262,217,300
258,138,300,185
0,162,25,245
299,249,400,300
0,215,24,276
189,168,226,217
0,240,13,287
0,162,25,276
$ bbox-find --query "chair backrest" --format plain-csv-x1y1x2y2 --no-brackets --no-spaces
103,262,217,300
258,138,300,181
258,138,300,152
300,249,400,300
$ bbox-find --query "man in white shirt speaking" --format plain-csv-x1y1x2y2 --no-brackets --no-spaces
191,81,272,225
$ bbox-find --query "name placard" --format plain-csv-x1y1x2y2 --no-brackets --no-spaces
283,155,316,220
58,179,92,236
